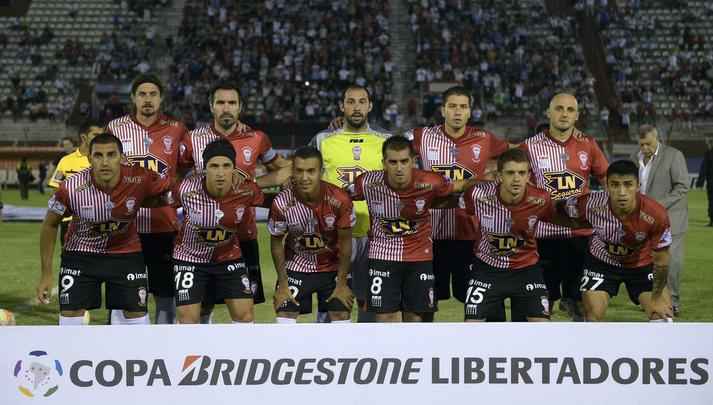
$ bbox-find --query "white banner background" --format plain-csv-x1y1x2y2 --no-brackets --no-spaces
1,323,712,404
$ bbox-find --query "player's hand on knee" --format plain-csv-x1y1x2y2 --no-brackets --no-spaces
327,284,354,311
273,284,298,312
36,276,52,304
649,295,673,320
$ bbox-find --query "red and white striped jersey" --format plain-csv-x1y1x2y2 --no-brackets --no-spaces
48,164,171,254
520,129,607,239
181,124,278,241
408,125,509,240
350,170,454,262
172,175,264,264
465,182,555,270
106,114,189,234
267,181,354,273
565,191,672,268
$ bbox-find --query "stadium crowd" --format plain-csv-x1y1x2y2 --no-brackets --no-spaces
163,0,393,128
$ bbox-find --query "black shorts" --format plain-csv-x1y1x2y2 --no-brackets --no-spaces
241,239,265,304
173,259,252,306
366,259,437,313
580,256,653,305
139,233,176,297
433,240,473,302
277,271,348,314
464,259,550,321
59,221,69,248
537,237,589,302
58,252,148,312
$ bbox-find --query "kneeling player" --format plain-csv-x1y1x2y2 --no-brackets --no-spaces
172,139,265,324
37,133,171,325
350,136,473,322
269,147,354,323
561,160,673,321
464,149,556,322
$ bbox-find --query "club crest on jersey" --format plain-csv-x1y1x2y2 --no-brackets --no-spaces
162,136,173,154
427,288,435,308
528,215,538,232
486,233,525,256
125,197,136,214
542,170,585,198
336,166,366,187
324,214,336,230
578,151,589,170
431,164,473,181
241,147,253,164
640,211,655,224
352,145,362,161
541,296,550,316
471,145,482,162
635,231,647,242
235,207,245,222
415,199,426,214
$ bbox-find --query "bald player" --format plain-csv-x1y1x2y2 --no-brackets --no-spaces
519,93,608,320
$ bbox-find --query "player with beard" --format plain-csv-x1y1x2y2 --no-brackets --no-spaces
309,85,392,323
405,86,511,321
181,81,292,323
519,92,608,321
106,74,190,325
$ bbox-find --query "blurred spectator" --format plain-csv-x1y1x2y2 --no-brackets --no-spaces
16,158,32,200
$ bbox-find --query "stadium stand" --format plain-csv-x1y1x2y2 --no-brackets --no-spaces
166,0,393,128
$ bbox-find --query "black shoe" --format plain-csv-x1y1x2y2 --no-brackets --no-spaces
673,304,680,317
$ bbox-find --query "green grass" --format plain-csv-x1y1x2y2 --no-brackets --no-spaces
1,189,712,324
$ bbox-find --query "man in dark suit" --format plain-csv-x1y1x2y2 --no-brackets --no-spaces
695,137,713,226
632,125,689,315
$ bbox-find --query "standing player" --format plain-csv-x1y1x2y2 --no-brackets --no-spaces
406,86,510,316
520,92,608,320
49,121,104,246
181,82,292,321
36,134,171,325
172,140,265,324
310,85,391,322
350,137,473,322
106,74,189,325
269,147,354,324
561,160,673,321
463,149,556,322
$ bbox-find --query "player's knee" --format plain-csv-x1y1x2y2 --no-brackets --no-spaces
527,316,549,322
328,311,350,321
232,310,254,323
375,312,400,322
61,309,86,318
124,311,147,319
276,311,299,319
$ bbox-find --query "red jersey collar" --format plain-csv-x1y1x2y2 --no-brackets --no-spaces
210,123,252,139
130,113,167,130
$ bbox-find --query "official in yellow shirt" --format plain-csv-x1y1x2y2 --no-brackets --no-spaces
309,85,391,322
49,122,103,245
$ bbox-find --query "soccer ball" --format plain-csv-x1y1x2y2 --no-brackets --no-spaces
0,308,16,326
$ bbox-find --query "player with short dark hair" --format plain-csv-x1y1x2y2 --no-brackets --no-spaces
349,137,473,322
519,92,608,320
49,120,104,247
405,85,511,320
172,139,265,324
181,80,292,323
37,133,172,326
560,160,673,321
464,149,556,322
310,84,392,323
106,74,190,325
269,146,354,323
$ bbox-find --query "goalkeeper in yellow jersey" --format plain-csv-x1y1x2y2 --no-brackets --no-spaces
309,85,391,322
